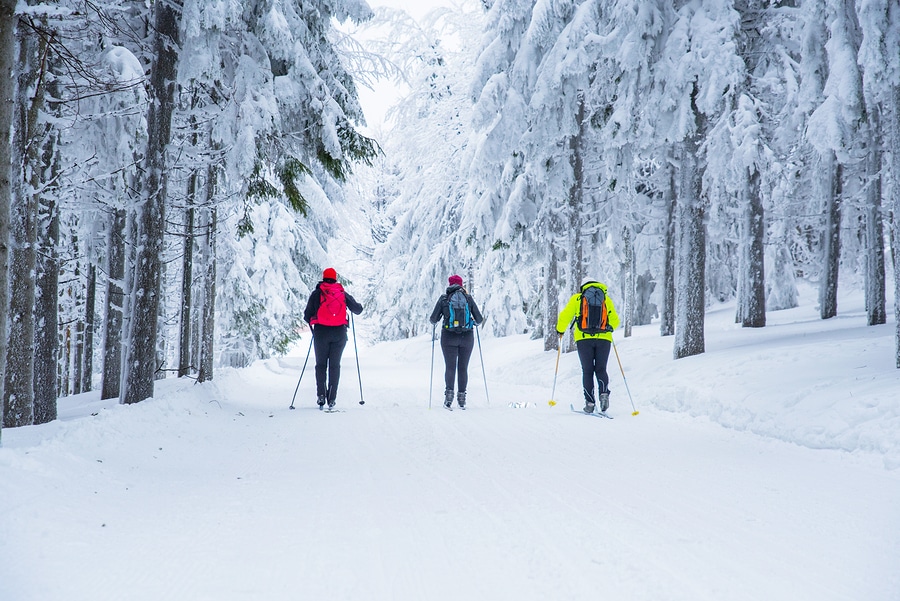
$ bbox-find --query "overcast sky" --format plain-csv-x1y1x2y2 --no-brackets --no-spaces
353,0,457,131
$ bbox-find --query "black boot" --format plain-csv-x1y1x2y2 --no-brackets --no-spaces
583,391,595,413
599,392,610,413
457,390,467,410
443,389,454,409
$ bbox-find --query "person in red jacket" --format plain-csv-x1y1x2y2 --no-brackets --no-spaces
303,268,363,409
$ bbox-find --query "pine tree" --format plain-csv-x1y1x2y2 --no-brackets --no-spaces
0,0,16,438
122,0,182,404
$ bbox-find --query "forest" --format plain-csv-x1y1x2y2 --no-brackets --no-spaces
0,0,897,438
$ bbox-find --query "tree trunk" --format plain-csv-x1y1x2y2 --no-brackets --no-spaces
101,209,126,400
543,226,560,353
674,92,707,360
742,167,766,328
82,264,96,392
73,286,83,395
891,85,900,367
179,175,196,377
864,108,886,326
565,92,586,353
820,154,841,320
197,159,218,383
4,22,41,428
122,0,182,404
61,327,70,397
0,0,15,439
660,157,676,337
621,226,634,338
33,81,60,424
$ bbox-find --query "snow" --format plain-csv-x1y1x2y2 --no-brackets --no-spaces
1,286,898,601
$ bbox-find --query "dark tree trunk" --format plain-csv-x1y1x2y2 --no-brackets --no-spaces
544,228,560,353
621,226,634,338
122,0,182,404
565,92,586,353
674,90,707,360
4,23,42,428
197,159,218,383
33,99,60,424
82,264,96,392
101,209,126,400
179,176,196,377
660,158,676,337
820,156,841,320
864,110,886,326
891,84,900,368
0,0,14,439
743,168,766,328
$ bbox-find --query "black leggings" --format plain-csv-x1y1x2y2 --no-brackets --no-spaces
313,327,347,401
576,338,611,403
441,331,475,392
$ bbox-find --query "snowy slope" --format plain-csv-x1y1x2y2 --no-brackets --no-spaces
1,288,898,601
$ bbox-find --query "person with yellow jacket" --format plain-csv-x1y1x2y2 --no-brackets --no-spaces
556,281,621,414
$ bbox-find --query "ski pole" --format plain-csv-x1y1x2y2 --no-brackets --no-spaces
429,323,436,409
289,334,314,409
548,332,562,406
612,338,639,416
475,324,490,406
351,313,365,405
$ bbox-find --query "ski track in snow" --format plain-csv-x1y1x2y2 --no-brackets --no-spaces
1,295,899,601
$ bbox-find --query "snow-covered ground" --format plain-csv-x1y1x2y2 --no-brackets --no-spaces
1,287,898,601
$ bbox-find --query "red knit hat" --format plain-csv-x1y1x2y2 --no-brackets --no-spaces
448,274,463,286
323,267,337,280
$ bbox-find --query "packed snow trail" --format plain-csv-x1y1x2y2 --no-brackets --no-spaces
1,296,899,601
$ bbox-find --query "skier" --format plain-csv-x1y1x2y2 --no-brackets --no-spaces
556,281,620,414
303,268,363,409
429,274,484,410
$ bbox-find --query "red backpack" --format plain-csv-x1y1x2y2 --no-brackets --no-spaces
313,282,348,326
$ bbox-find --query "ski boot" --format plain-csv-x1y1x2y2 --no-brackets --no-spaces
583,395,596,414
444,389,454,410
457,391,467,410
317,395,326,410
599,392,610,413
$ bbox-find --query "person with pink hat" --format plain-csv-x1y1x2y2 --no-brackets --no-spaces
303,268,363,409
429,274,483,410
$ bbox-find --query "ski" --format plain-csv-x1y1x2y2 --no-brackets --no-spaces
324,407,344,413
570,403,613,419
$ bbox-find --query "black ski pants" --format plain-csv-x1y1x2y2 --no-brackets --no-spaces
313,325,348,401
576,337,611,404
440,330,475,393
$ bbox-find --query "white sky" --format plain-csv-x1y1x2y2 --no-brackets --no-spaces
366,0,448,21
354,0,457,131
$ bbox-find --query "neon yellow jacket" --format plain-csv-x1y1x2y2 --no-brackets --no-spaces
556,281,620,342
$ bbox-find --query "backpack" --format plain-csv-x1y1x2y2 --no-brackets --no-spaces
445,289,473,332
577,286,612,335
314,283,348,326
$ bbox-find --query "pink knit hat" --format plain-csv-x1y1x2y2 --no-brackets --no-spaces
448,274,463,286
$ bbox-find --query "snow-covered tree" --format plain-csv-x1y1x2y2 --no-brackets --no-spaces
348,3,484,340
121,0,182,405
4,11,44,427
0,0,15,438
